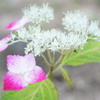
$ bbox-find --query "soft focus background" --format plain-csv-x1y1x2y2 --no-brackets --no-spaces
0,0,100,100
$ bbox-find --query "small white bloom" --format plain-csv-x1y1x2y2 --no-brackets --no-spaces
16,26,41,40
25,42,34,54
87,21,100,36
23,3,54,24
17,28,28,40
10,33,16,40
66,33,88,49
62,10,89,35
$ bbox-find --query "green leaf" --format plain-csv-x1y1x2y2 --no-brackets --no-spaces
63,40,100,66
61,68,73,88
1,79,58,100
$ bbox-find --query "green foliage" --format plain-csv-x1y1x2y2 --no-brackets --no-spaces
1,79,58,100
61,68,73,88
63,40,100,66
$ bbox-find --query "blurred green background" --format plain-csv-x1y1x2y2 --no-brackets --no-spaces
0,0,100,100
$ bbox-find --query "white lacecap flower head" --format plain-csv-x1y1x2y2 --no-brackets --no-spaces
23,27,88,56
62,10,89,35
10,7,100,56
23,3,54,24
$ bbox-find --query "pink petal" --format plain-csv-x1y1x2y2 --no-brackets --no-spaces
6,17,30,31
24,66,47,84
0,44,8,52
6,20,20,30
0,35,11,44
4,72,28,91
0,35,11,52
24,53,36,67
7,53,36,74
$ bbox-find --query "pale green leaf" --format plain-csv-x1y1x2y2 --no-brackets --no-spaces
1,79,58,100
61,68,73,88
63,40,100,66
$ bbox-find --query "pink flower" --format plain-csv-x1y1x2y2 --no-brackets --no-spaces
0,35,11,52
6,17,30,31
4,53,46,91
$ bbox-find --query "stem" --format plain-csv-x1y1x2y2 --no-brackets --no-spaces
52,52,55,64
43,49,73,79
40,54,51,67
67,49,74,57
53,50,74,73
9,40,28,46
54,50,68,67
54,55,64,66
46,51,56,79
47,65,54,79
41,51,55,80
53,62,64,73
47,50,52,63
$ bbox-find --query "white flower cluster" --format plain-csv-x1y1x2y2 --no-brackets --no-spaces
62,10,89,34
10,5,100,56
17,26,41,40
13,26,87,56
87,21,100,36
62,10,100,37
23,3,54,24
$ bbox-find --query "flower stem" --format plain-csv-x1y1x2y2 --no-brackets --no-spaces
9,40,28,46
47,65,54,79
53,50,73,73
40,54,51,67
47,50,52,63
54,55,64,66
53,62,64,73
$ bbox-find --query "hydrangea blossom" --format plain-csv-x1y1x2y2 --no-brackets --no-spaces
6,17,30,31
23,3,54,24
0,35,11,52
6,6,100,56
15,26,88,56
4,53,46,91
62,10,89,34
62,10,100,37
